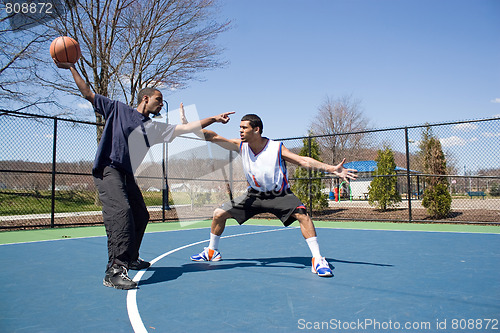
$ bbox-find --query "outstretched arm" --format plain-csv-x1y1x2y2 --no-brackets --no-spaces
202,129,241,152
172,111,234,138
56,63,94,104
281,146,357,182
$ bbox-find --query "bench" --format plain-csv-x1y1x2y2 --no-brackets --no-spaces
412,191,423,199
466,191,486,199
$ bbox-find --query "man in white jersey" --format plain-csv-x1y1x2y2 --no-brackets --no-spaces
190,114,357,277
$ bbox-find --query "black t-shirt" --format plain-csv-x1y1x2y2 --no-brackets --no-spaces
92,94,175,176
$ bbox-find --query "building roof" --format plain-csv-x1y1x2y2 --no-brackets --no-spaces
343,160,419,174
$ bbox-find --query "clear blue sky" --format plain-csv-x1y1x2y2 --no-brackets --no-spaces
2,0,499,174
168,0,500,141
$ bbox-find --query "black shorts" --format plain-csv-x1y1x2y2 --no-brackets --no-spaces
221,188,307,227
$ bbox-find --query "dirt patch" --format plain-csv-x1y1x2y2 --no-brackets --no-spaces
311,207,500,224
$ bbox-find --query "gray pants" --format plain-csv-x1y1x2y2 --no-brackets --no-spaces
94,166,149,270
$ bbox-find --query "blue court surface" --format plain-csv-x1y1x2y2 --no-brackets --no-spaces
1,223,499,333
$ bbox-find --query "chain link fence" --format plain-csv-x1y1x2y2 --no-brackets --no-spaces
0,111,102,229
1,110,499,229
279,119,499,224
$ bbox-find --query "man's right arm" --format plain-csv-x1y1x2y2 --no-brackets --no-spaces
69,65,95,104
57,62,95,104
203,129,241,152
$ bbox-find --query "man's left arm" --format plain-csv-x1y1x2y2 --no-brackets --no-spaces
171,112,234,138
281,145,358,182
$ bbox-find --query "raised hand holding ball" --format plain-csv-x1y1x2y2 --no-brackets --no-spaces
50,36,81,67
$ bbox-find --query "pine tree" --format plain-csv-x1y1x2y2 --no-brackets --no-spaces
421,135,452,218
292,136,328,211
368,147,402,211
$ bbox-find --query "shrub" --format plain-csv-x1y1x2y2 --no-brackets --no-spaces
292,135,328,211
490,183,500,197
422,183,452,218
194,192,211,206
368,147,401,211
420,129,452,219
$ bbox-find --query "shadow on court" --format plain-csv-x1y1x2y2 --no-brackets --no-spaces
140,256,394,286
1,224,499,333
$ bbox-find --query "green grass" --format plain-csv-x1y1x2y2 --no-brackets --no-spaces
0,190,101,215
0,190,210,216
0,190,176,216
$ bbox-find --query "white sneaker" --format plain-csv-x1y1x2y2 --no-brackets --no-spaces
190,247,222,261
311,257,333,277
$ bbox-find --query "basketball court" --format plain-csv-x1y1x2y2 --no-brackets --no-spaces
1,220,499,332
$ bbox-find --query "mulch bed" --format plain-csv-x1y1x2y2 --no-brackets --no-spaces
312,207,500,224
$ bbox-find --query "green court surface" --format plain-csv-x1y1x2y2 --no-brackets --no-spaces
1,219,498,245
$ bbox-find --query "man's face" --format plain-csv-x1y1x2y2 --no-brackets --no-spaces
145,91,164,116
239,120,259,141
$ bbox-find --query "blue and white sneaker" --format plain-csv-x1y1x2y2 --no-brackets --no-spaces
312,257,333,277
191,247,222,262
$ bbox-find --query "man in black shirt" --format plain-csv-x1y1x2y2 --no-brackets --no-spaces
59,63,233,289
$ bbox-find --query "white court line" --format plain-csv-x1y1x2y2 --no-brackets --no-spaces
127,226,296,333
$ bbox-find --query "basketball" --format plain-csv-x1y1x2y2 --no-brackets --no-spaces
50,36,81,64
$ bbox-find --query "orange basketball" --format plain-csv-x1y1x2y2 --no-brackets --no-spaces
50,36,81,64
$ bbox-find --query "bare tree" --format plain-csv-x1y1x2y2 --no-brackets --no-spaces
2,0,229,124
310,95,372,165
48,0,229,106
0,13,57,114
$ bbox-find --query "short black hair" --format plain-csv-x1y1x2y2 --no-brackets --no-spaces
241,114,263,134
137,87,161,105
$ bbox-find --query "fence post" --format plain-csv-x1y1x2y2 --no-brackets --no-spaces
50,117,58,228
307,135,313,217
404,127,413,222
162,142,166,222
162,110,170,223
229,150,234,196
162,139,170,220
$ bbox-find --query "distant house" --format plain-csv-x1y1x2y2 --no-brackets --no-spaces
342,160,420,199
170,183,191,192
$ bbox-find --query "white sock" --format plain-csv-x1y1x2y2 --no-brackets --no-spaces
209,233,220,250
306,237,322,259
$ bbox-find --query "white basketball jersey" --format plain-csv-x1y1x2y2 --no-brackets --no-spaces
240,139,289,192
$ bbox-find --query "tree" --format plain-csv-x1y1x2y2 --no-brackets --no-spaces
420,128,452,218
422,183,452,218
291,135,328,211
51,0,229,103
310,95,372,165
2,0,230,123
0,12,56,114
368,147,401,211
490,183,500,197
1,1,229,208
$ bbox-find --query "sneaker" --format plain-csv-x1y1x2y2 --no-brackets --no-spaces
103,265,138,290
190,247,222,261
129,258,151,270
311,257,333,277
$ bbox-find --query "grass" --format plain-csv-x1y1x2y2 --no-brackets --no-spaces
0,190,217,216
3,189,497,218
0,190,102,216
0,190,175,216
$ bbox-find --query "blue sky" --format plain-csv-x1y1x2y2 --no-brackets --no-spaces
168,0,500,140
2,0,499,173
